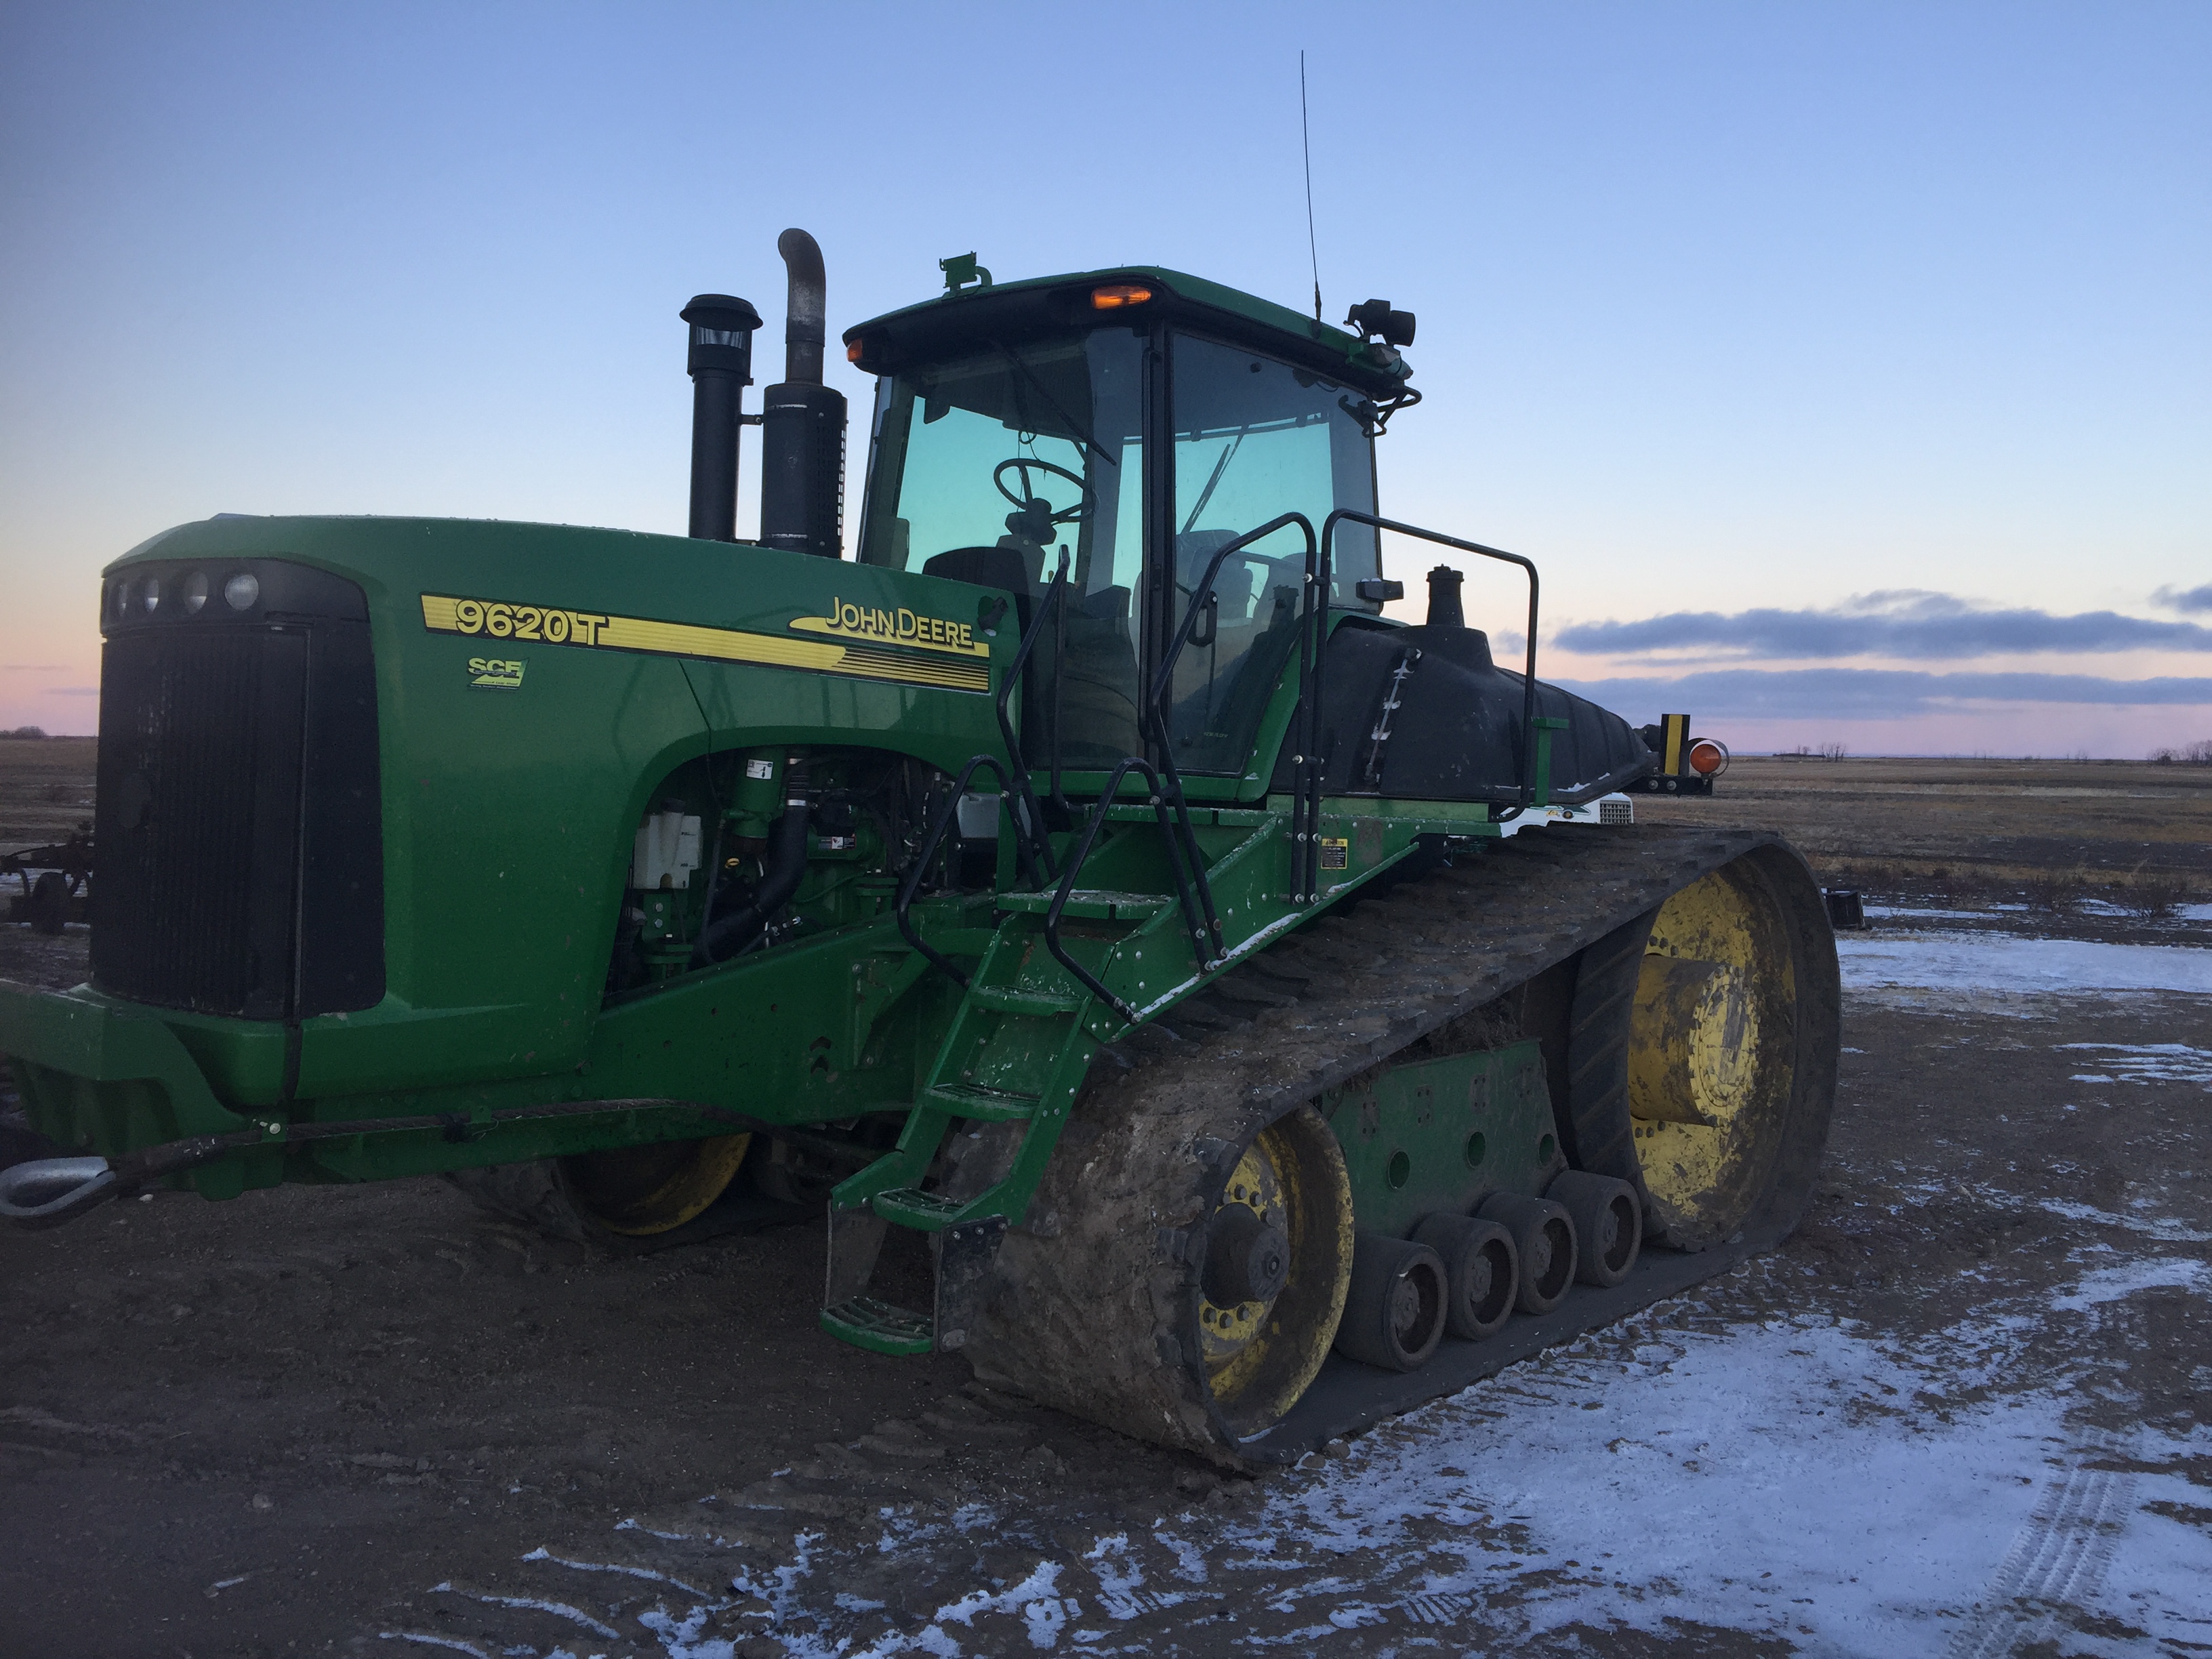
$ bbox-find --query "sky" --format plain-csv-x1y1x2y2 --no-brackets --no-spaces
2,2,2207,754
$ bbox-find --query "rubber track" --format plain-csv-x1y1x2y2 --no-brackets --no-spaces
960,824,1818,1462
446,1155,811,1254
1561,907,1663,1208
445,1161,598,1244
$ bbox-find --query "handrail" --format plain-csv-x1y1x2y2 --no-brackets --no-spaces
893,754,1036,990
991,548,1070,881
1048,550,1070,821
1042,755,1205,1025
1322,510,1543,825
1288,513,1338,902
1145,511,1319,961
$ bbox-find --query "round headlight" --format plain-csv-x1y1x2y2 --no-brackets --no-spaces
223,571,260,611
141,577,161,613
182,571,209,615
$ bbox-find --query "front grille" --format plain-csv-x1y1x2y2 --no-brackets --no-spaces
92,559,384,1019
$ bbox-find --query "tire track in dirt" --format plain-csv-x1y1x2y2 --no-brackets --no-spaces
1944,1433,2135,1659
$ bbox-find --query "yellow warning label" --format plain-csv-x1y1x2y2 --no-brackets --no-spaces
419,594,989,695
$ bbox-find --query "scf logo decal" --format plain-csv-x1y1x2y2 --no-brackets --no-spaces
467,657,525,690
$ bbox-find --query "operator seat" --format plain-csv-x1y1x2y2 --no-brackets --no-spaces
920,545,1141,769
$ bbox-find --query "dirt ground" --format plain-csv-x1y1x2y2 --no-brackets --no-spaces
3,747,2208,1656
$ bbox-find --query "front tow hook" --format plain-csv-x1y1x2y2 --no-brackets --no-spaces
0,1098,819,1233
0,1157,120,1230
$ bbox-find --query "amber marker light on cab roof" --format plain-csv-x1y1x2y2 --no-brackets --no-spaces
1090,283,1153,310
846,339,866,363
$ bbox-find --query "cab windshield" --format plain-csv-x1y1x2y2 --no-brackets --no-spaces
858,329,1146,764
855,323,1385,780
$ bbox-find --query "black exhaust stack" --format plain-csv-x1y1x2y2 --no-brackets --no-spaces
682,293,762,542
1426,565,1466,629
759,228,848,558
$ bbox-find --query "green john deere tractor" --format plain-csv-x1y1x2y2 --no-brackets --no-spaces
0,230,1837,1462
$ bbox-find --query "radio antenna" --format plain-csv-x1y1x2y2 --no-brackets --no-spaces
1300,52,1322,324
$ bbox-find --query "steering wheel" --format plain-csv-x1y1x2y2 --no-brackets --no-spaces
994,457,1094,525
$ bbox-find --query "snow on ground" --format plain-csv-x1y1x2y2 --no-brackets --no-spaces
556,1254,2211,1659
1863,901,2209,926
2060,1042,2212,1088
1862,905,2001,922
1838,933,2212,1001
1256,1317,2062,1648
1237,1296,2212,1658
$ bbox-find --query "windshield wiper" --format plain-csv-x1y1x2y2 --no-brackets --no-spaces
992,340,1115,470
1179,433,1243,535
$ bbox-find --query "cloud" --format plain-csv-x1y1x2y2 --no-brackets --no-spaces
1552,668,2212,721
45,687,98,697
1,663,69,672
1554,590,2212,659
2154,583,2212,615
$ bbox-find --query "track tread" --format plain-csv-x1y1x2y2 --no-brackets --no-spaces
962,825,1809,1458
445,1160,592,1244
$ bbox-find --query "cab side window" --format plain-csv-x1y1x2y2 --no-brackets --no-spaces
1167,335,1378,776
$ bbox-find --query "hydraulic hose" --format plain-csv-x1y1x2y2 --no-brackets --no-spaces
693,800,811,964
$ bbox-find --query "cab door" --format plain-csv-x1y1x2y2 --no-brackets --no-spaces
1153,332,1385,784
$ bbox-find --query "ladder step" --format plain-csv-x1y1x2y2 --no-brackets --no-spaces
819,1296,933,1357
996,888,1172,922
968,985,1083,1017
872,1185,979,1231
921,1081,1042,1122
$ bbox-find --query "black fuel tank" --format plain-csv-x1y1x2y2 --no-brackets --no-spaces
1262,617,1651,804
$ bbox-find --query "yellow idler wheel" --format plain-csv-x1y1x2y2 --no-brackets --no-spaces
1626,863,1799,1248
556,1133,752,1237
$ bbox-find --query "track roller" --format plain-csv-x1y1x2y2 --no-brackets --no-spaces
1476,1192,1577,1314
1333,1235,1449,1372
1412,1212,1518,1339
1547,1170,1641,1287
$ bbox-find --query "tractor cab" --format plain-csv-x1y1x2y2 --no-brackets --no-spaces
844,269,1412,786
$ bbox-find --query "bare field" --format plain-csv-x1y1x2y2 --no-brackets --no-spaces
1636,754,2212,897
0,735,97,848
